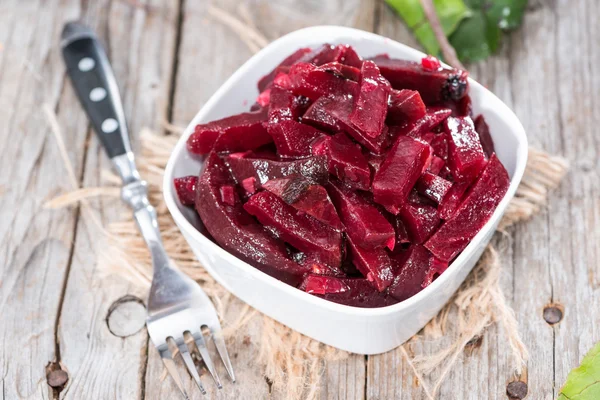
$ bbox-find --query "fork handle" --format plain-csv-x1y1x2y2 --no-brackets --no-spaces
60,21,140,184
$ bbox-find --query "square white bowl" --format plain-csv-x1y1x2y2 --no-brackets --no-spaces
163,26,528,355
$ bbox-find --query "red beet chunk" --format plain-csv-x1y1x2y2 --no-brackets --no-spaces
474,115,495,158
262,175,343,231
422,131,449,160
346,235,394,291
303,275,393,308
423,257,448,287
338,45,363,68
444,116,487,183
399,198,441,244
387,89,427,125
298,254,345,277
266,120,325,158
244,191,343,267
425,154,510,262
328,181,395,250
416,172,452,204
288,63,359,101
319,62,361,81
350,61,391,139
256,88,271,107
421,55,441,71
174,175,198,206
373,135,432,214
299,44,363,68
187,110,271,155
438,182,469,219
370,56,469,103
268,87,303,123
311,133,371,190
428,156,446,175
225,154,329,187
258,47,312,92
219,184,237,206
196,153,308,286
302,97,342,132
388,107,452,142
388,245,431,301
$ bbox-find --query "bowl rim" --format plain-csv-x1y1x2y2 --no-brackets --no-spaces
163,25,528,317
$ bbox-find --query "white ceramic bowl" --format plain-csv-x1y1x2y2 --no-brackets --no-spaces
163,26,528,355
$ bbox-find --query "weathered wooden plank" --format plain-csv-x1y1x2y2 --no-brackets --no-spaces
55,1,179,399
0,1,86,398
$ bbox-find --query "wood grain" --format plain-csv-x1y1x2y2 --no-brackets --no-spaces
1,0,599,399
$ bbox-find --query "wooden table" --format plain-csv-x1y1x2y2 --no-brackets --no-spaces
1,0,597,398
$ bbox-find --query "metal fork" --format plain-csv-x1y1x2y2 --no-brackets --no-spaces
61,22,234,398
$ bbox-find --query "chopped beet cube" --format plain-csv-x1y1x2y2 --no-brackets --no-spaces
422,131,449,160
350,61,391,139
297,43,340,65
346,235,394,291
268,87,302,123
428,156,446,175
297,254,345,277
219,184,237,206
336,44,363,68
416,172,452,204
370,56,469,103
319,62,361,81
303,275,392,307
399,199,440,244
263,175,343,231
302,97,342,132
444,116,487,183
258,47,312,92
387,89,427,125
373,135,432,214
388,245,431,301
288,63,359,101
196,153,308,286
187,110,271,155
256,88,271,107
273,72,292,89
328,181,395,250
173,175,198,206
244,191,343,267
266,120,325,158
474,115,495,158
312,133,371,190
225,154,329,187
422,257,448,287
421,55,442,71
388,107,452,143
438,182,469,220
241,176,257,194
425,154,510,261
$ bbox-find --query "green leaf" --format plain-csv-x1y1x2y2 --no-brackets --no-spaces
385,0,472,56
484,0,528,30
558,342,600,400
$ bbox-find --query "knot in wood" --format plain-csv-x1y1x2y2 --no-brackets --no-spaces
106,295,146,337
543,304,563,325
506,381,528,399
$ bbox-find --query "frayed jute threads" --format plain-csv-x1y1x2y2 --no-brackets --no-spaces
45,108,568,398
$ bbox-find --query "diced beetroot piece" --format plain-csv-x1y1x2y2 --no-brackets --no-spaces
187,110,271,155
421,55,442,71
370,56,469,103
225,155,329,187
387,89,427,125
350,61,391,139
297,43,340,65
312,134,371,190
173,175,198,206
219,184,237,206
335,44,363,68
288,63,359,101
328,181,395,250
425,154,510,262
438,182,469,219
388,245,431,301
372,135,433,214
266,120,325,158
258,47,312,92
273,72,292,89
399,199,441,244
428,156,446,175
256,88,271,107
244,191,343,267
416,172,452,204
241,177,257,194
444,116,487,183
474,115,495,158
196,153,309,286
422,257,448,287
263,175,344,231
302,275,393,307
388,108,452,142
301,97,341,132
297,254,346,277
319,62,361,81
422,131,449,160
346,235,394,291
268,87,302,123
